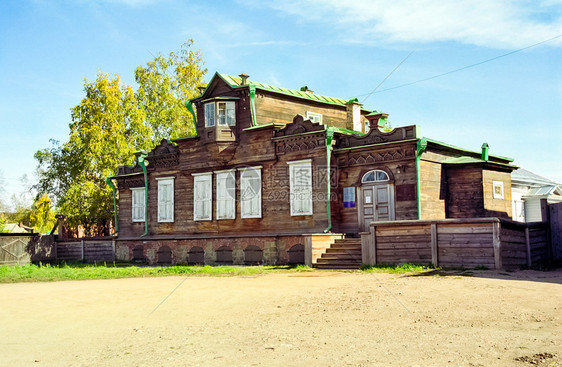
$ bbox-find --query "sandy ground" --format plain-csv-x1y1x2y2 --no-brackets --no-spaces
0,269,561,367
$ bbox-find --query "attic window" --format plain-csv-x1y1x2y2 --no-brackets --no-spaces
205,101,235,127
306,111,322,124
362,170,389,183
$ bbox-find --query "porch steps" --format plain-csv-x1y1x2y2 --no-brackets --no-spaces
314,238,362,269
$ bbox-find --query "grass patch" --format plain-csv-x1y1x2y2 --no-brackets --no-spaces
0,262,312,283
359,263,435,274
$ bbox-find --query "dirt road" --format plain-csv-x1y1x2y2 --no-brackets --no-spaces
1,269,560,366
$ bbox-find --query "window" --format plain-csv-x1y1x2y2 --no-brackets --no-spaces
193,173,212,221
131,187,145,222
306,111,322,124
204,103,215,127
239,166,262,218
362,170,389,183
493,181,504,199
216,170,236,220
205,101,235,127
288,159,313,216
218,102,235,126
157,177,174,222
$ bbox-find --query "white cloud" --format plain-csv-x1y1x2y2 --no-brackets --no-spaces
266,0,562,48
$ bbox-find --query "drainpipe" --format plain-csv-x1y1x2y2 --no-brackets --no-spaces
481,142,489,161
416,138,428,220
137,151,149,237
105,177,118,235
249,84,257,126
184,98,197,132
324,128,335,233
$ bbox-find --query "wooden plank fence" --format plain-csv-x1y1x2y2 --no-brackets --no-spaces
362,218,550,270
56,237,115,263
0,234,55,265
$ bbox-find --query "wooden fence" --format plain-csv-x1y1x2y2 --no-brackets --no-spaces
549,202,562,262
361,218,550,270
0,234,55,265
56,237,115,263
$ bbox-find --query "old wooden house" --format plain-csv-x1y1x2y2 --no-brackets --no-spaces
109,73,516,267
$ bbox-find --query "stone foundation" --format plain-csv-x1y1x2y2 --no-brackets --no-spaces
115,235,306,266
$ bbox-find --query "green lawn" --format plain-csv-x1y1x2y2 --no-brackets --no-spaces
0,262,434,283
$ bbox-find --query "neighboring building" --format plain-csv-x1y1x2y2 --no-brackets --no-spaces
2,222,34,234
511,168,562,222
109,72,517,265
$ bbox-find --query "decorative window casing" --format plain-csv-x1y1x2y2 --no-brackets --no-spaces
157,177,174,222
193,173,212,221
493,181,504,199
215,170,236,220
306,111,322,124
131,187,145,222
288,159,313,216
239,166,262,218
362,170,390,183
205,101,235,127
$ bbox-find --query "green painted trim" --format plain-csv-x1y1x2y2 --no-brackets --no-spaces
105,177,118,235
200,96,240,103
137,151,149,238
249,84,257,127
184,99,197,131
324,128,335,233
171,135,199,142
416,139,428,220
242,122,286,131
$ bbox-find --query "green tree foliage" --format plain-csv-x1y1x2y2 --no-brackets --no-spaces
34,41,206,234
135,40,206,141
29,194,57,234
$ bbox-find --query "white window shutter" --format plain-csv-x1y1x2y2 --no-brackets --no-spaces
215,171,235,220
157,178,174,222
193,173,212,221
289,160,313,216
240,167,261,218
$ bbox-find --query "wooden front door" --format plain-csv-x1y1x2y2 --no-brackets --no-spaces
360,184,393,231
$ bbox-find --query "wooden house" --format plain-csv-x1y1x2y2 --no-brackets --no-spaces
511,168,562,222
109,73,517,266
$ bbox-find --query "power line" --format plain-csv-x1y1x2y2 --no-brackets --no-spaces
361,50,415,104
358,34,562,97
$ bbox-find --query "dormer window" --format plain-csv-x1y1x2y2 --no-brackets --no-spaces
306,111,322,124
205,101,235,127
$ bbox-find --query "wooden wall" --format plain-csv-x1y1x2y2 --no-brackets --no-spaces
419,160,446,219
550,202,562,262
445,166,485,218
56,238,114,263
255,92,353,129
482,169,512,218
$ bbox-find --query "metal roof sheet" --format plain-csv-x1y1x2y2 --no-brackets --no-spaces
217,73,356,107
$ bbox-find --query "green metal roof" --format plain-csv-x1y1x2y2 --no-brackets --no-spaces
424,138,514,163
216,73,357,108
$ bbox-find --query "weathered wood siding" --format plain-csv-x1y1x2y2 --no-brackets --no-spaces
482,169,512,217
419,160,446,219
255,92,351,129
445,166,484,218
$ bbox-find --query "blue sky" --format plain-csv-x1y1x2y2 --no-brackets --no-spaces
0,0,561,207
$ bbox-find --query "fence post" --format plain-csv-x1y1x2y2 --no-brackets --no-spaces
112,238,116,262
430,223,438,267
80,239,85,261
492,221,502,270
525,227,531,267
304,235,312,267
